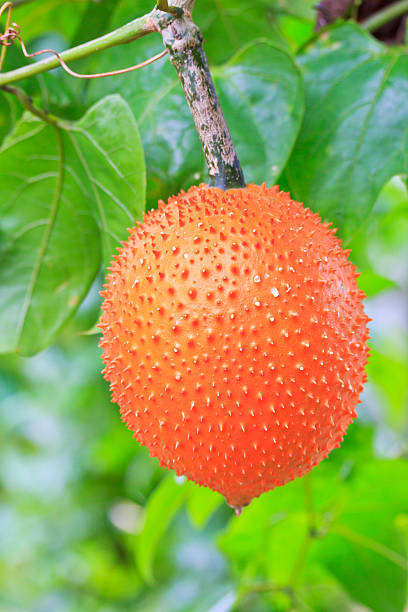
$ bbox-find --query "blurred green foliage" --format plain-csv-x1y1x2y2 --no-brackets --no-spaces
0,1,407,611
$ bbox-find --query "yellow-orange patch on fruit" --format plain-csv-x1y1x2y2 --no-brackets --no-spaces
99,184,369,508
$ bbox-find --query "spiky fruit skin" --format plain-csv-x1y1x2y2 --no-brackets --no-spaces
99,184,369,508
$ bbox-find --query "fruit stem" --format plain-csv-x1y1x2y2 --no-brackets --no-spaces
227,501,247,516
153,1,246,190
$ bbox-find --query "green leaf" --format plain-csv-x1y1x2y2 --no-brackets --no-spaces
70,0,118,47
70,95,145,265
88,40,303,207
0,94,145,356
0,91,20,145
61,0,120,107
315,460,408,612
358,270,398,297
279,15,315,52
86,31,201,207
326,421,374,467
213,41,304,185
297,565,358,612
195,0,290,64
11,0,89,43
273,0,316,21
366,348,408,428
396,514,408,551
186,484,223,528
136,475,189,582
194,0,317,64
220,459,407,611
285,23,408,238
218,466,346,577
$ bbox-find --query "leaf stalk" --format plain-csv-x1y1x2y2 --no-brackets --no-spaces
361,0,408,32
1,83,60,125
0,11,157,86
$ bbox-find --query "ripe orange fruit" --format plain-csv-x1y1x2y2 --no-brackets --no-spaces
99,184,369,510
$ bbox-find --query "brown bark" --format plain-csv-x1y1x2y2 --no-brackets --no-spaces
315,0,354,30
153,0,245,189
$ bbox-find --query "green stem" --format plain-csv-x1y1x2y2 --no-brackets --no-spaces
350,0,362,21
361,0,408,32
1,0,245,189
0,12,157,86
288,533,313,589
1,84,61,125
303,474,317,536
235,582,297,610
287,476,317,588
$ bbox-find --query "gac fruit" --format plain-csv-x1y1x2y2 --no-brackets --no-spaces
99,184,369,510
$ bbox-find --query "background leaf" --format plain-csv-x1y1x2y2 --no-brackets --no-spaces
218,464,345,578
314,461,408,612
213,41,304,185
70,95,145,265
12,0,90,42
0,94,145,356
366,348,408,429
186,484,224,528
136,475,189,583
88,40,303,207
70,0,118,47
0,90,20,144
285,23,408,238
357,271,398,297
194,0,290,64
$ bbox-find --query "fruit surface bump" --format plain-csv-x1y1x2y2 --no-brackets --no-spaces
99,184,369,509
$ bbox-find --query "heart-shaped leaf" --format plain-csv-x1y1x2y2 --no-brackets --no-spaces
213,41,304,185
0,94,145,356
285,23,408,238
